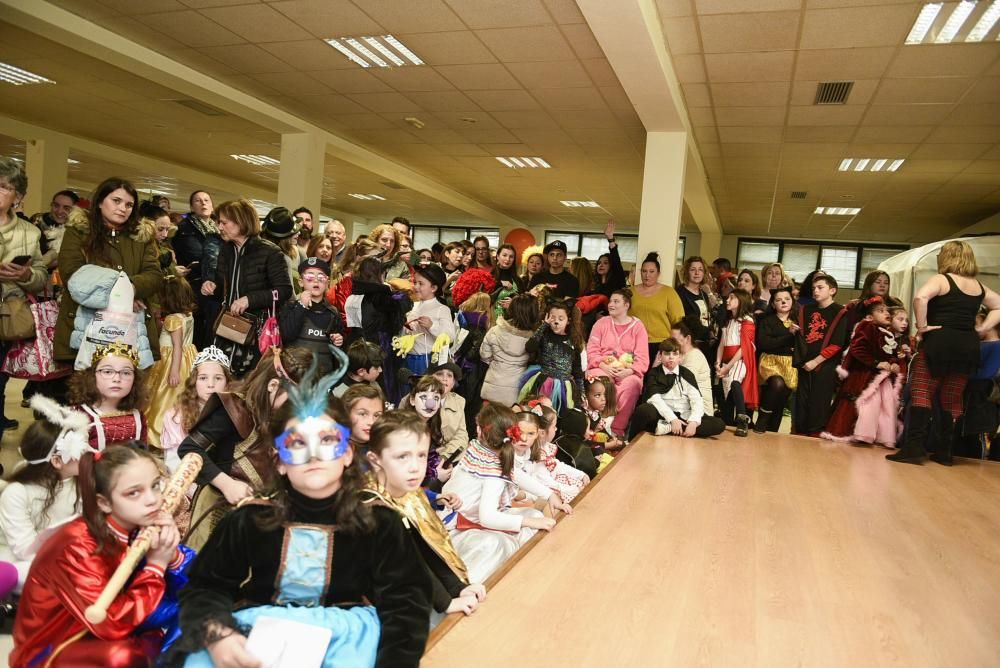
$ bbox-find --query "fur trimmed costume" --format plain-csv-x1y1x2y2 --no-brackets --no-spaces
822,320,909,446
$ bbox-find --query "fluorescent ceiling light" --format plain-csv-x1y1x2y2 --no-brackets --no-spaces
496,156,552,169
324,35,423,69
0,62,55,85
836,158,905,173
348,193,386,200
936,0,977,43
231,154,279,166
966,0,1000,40
906,3,944,44
815,207,861,216
560,200,599,207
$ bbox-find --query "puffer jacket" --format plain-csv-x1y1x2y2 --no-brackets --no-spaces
173,213,221,287
66,265,154,368
54,209,162,362
480,316,534,406
213,236,293,319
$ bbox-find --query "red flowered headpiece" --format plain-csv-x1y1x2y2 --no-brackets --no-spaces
504,424,522,443
863,295,884,306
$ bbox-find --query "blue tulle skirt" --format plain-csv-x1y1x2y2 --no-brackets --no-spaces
518,366,575,413
183,604,380,668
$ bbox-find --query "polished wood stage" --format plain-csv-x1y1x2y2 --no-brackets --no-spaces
424,431,1000,667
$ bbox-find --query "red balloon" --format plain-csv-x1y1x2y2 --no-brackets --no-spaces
504,228,535,261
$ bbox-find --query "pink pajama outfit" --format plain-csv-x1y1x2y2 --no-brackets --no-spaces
586,316,650,435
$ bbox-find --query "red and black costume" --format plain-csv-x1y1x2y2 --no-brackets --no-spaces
793,302,848,435
11,517,188,668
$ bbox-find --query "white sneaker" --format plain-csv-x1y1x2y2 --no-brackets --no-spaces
654,419,671,436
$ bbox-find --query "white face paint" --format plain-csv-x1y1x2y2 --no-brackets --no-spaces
413,390,441,419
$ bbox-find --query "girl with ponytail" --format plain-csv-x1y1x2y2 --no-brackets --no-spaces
12,444,194,668
442,402,556,583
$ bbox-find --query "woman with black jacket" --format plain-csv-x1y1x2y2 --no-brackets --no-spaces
173,190,222,348
754,286,799,433
201,199,292,377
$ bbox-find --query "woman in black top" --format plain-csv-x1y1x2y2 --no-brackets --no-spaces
754,286,799,433
888,241,1000,465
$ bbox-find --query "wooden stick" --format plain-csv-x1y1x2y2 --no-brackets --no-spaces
84,453,202,625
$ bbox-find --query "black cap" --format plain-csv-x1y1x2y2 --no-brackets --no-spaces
298,256,331,277
262,207,302,239
543,239,568,254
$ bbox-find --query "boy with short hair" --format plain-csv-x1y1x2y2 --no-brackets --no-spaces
794,274,848,435
332,339,385,398
278,257,343,374
528,240,579,300
629,339,725,439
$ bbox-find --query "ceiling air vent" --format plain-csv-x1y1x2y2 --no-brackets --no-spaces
790,191,807,199
380,181,407,189
814,81,854,105
172,99,226,116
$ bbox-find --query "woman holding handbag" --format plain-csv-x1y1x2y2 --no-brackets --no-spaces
200,199,292,378
0,159,48,435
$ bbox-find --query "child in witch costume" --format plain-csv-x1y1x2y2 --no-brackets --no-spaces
363,411,486,618
173,355,432,668
12,445,194,668
822,297,905,446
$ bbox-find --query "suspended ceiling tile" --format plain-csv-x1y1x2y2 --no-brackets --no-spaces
672,54,707,83
874,78,973,105
346,92,424,113
579,58,621,87
655,0,695,18
696,0,802,13
532,87,609,111
783,126,857,142
512,128,576,144
925,126,1000,144
661,16,702,55
887,45,999,79
178,0,257,7
295,94,369,115
133,10,245,47
260,40,355,71
465,89,540,111
722,142,782,157
862,104,953,126
307,69,393,93
436,64,522,89
506,60,593,89
359,0,466,33
944,104,1000,126
780,142,848,158
964,160,1000,174
268,0,384,37
714,106,786,126
251,71,333,96
560,23,606,60
793,46,894,81
555,109,622,128
393,31,498,65
963,79,1000,105
704,51,795,83
199,4,313,42
444,0,551,29
372,68,456,92
699,11,800,54
718,126,784,143
543,0,587,24
434,110,504,129
490,110,560,129
475,26,576,62
403,91,481,111
688,107,716,125
710,81,791,106
197,44,294,74
682,83,712,107
101,0,186,14
800,5,915,49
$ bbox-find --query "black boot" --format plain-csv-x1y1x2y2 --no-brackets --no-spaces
735,414,750,437
753,409,770,434
887,406,931,464
930,413,955,466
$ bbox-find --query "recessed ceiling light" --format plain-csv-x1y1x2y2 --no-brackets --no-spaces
560,200,599,208
66,158,80,165
0,62,55,85
837,158,905,172
936,0,977,43
966,0,1000,41
814,207,862,216
348,193,386,200
496,156,551,169
905,3,944,44
231,154,279,166
324,35,423,68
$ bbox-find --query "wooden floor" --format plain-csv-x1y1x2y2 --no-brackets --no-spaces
424,431,1000,668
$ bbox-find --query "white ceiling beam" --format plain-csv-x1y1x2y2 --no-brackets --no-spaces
0,0,522,228
576,0,722,240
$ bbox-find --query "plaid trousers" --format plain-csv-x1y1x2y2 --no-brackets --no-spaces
909,351,968,417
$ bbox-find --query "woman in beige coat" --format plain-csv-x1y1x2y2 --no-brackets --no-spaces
480,294,539,407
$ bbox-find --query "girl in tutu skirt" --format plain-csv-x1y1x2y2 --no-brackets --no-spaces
519,300,585,413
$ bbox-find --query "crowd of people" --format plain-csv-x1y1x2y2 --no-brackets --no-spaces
0,156,997,666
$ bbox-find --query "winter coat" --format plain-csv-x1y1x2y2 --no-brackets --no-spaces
0,215,47,301
66,265,155,368
172,213,221,287
480,316,533,406
344,279,410,347
213,236,293,320
54,209,162,363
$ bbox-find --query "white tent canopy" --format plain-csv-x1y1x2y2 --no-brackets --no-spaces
878,235,1000,309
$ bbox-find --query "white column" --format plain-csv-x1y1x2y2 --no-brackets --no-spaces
637,131,687,283
699,230,722,262
23,136,70,217
277,132,325,219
